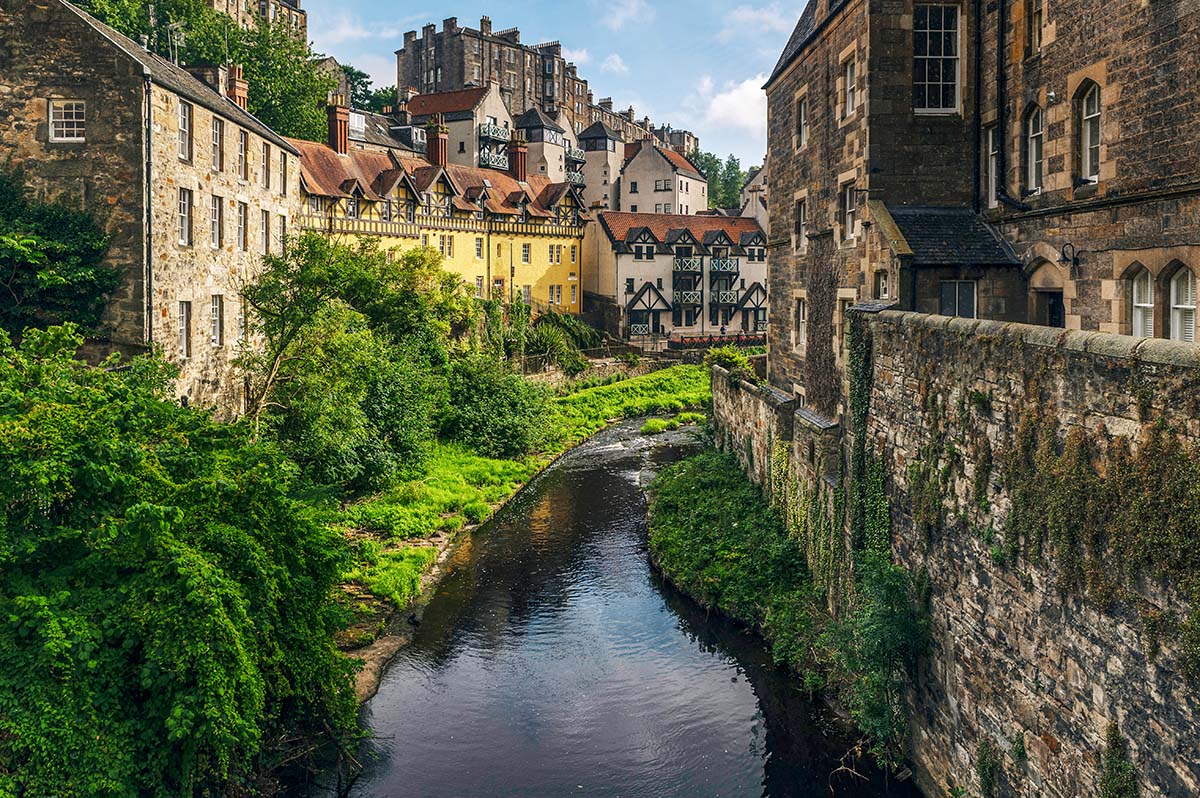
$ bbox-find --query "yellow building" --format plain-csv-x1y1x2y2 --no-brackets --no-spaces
287,112,586,313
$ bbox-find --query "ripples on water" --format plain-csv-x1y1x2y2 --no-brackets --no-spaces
327,421,922,798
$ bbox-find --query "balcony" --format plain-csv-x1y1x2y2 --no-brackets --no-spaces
629,323,651,336
673,257,701,273
673,290,702,306
479,151,510,170
710,290,739,305
479,122,512,142
565,146,585,163
709,258,739,273
567,170,585,185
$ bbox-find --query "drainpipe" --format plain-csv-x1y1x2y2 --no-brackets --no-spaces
994,0,1032,212
971,0,982,213
142,73,154,347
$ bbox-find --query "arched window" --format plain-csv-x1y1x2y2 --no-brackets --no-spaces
1131,268,1154,338
1025,107,1044,193
1170,268,1196,343
1080,83,1101,183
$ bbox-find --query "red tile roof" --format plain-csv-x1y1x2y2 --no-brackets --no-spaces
623,140,705,180
598,211,763,243
405,87,488,118
287,137,397,200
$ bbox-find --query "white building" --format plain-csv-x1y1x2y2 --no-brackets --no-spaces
620,142,707,215
404,82,514,171
578,120,623,210
584,212,768,343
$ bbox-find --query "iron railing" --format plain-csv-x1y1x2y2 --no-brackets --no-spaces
479,151,510,170
565,146,586,163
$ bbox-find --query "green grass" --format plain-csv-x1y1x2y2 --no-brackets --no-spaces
641,418,679,435
345,544,439,608
552,365,710,445
674,411,706,425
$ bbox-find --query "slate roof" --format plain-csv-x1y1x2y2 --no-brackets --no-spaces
578,120,622,141
60,1,298,154
287,138,398,199
515,106,565,133
887,206,1020,267
766,0,821,87
350,109,423,154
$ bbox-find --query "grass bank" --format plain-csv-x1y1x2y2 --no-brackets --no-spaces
647,448,927,769
335,364,711,651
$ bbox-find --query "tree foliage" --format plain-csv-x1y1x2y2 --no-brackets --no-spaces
441,354,549,459
0,325,357,796
0,173,115,339
689,150,752,210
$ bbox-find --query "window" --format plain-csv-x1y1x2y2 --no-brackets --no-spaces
629,181,639,194
843,58,857,117
1171,269,1196,343
210,295,224,346
629,205,638,213
556,285,563,304
548,285,556,304
873,270,889,299
793,199,807,250
655,204,663,214
939,280,977,318
633,244,654,260
211,118,225,171
521,243,531,263
262,143,271,189
522,285,532,304
308,195,323,215
570,245,577,263
913,5,960,112
439,235,454,257
178,301,192,359
280,154,288,196
1025,107,1044,193
238,301,248,344
346,197,359,219
475,237,484,258
210,195,223,249
841,183,858,239
475,276,484,297
1026,0,1043,56
238,131,249,180
570,285,577,304
794,298,806,349
177,188,193,246
260,210,270,255
236,203,248,251
178,101,193,161
49,99,86,142
278,214,286,250
795,97,808,148
664,204,672,214
985,126,999,209
1131,269,1154,338
625,278,635,294
1080,84,1101,183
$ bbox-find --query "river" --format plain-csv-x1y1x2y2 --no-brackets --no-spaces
330,420,922,798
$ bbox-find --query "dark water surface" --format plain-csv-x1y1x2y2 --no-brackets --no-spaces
344,421,922,798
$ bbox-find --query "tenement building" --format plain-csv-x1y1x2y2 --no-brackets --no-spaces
208,0,306,38
583,212,767,342
765,0,1200,416
1,0,300,414
293,102,587,314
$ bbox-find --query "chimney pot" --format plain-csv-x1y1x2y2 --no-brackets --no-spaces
226,64,248,109
426,121,449,167
327,94,350,155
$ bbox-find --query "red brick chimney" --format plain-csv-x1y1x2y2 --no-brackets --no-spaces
226,64,248,109
508,138,528,182
327,94,350,155
426,123,448,167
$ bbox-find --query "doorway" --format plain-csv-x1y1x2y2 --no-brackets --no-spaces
1033,290,1065,328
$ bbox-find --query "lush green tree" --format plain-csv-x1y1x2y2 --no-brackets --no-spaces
0,325,357,796
441,354,549,459
0,173,115,339
719,155,746,211
367,85,399,113
341,63,373,109
687,150,749,209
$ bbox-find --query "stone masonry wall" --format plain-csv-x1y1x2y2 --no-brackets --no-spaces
713,311,1200,797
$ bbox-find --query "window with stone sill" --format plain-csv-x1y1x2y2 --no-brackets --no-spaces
1170,268,1197,344
178,102,193,161
913,4,960,113
1078,83,1101,184
842,58,857,118
1131,268,1154,338
48,99,86,143
177,188,193,246
211,118,225,172
1024,106,1044,194
841,183,858,241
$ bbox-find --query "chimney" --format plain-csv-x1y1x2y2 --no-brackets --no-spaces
426,122,449,167
443,16,458,32
480,15,492,35
508,137,527,182
327,94,350,155
227,64,248,109
398,86,419,103
184,64,227,95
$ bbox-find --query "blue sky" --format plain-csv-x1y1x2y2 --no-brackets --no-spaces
302,0,806,166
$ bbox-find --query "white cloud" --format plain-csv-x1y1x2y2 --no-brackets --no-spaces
602,0,655,30
601,54,629,74
562,47,591,65
718,3,797,41
678,73,766,144
350,53,398,90
308,9,426,47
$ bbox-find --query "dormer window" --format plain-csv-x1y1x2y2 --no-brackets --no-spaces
632,244,654,260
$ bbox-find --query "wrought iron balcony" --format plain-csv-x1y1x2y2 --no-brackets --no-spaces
709,258,739,273
479,151,510,170
629,323,651,336
673,257,701,272
567,170,585,185
755,319,769,332
479,122,512,142
673,290,702,305
710,290,739,305
565,146,586,163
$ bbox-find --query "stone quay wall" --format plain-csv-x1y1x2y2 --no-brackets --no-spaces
712,309,1200,797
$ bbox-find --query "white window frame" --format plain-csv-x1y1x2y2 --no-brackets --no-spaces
261,142,272,189
1170,269,1196,343
210,195,223,249
1026,108,1044,193
236,202,248,251
238,130,249,181
986,126,999,209
521,243,531,263
48,99,86,143
940,280,978,319
1131,269,1154,339
794,298,806,350
843,57,857,117
178,101,193,161
260,210,270,255
1080,84,1101,184
210,294,224,346
842,183,858,240
913,4,961,114
211,118,224,172
178,300,192,359
177,188,193,246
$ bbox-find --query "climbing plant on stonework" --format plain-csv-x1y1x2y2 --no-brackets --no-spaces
0,173,115,339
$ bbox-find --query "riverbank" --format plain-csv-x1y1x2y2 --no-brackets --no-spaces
337,364,712,701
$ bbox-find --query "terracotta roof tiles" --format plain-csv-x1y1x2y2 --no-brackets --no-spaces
599,212,763,245
406,87,488,119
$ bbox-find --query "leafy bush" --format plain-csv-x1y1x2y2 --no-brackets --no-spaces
704,344,752,372
441,354,549,458
0,326,356,796
675,411,706,425
640,418,679,435
1099,722,1140,798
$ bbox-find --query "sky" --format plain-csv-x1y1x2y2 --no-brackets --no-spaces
302,0,808,166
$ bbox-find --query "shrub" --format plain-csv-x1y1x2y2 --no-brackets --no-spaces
441,354,549,458
640,418,680,435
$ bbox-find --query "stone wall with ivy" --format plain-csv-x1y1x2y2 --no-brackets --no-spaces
863,309,1200,798
712,310,1200,797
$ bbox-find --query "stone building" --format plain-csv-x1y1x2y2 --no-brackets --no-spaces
294,104,587,314
0,0,300,415
583,212,767,342
514,107,584,185
620,142,708,215
739,162,769,230
402,84,515,172
208,0,306,38
579,121,625,211
651,124,699,155
764,0,1200,416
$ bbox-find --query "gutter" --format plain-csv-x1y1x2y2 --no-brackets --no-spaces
143,73,154,346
